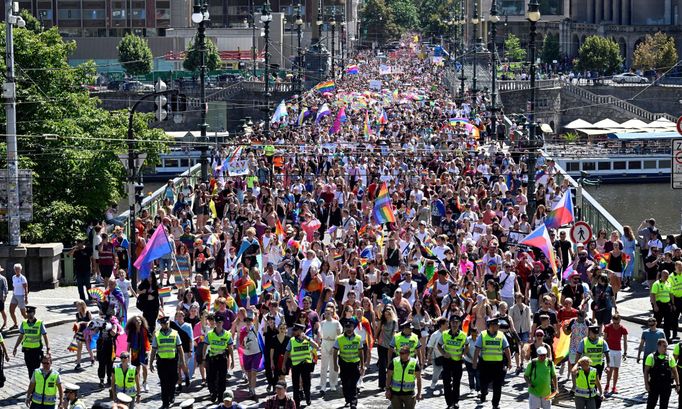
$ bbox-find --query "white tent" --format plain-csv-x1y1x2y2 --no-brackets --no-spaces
564,119,593,129
647,119,673,128
592,119,622,128
620,119,649,129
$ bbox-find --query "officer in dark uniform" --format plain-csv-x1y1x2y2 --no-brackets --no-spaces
472,316,511,409
150,316,185,409
333,318,366,409
12,305,49,378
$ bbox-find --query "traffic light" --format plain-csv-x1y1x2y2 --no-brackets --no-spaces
170,93,188,113
154,80,169,121
134,183,145,207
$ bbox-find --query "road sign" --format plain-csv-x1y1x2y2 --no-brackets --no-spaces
677,116,682,135
570,221,592,244
673,139,682,189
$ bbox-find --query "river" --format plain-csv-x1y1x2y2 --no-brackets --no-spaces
585,183,682,234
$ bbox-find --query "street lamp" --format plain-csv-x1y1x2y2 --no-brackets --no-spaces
317,5,324,81
525,0,541,217
295,1,304,96
330,14,337,79
261,0,272,140
191,0,210,183
471,0,479,95
340,20,346,71
490,0,500,148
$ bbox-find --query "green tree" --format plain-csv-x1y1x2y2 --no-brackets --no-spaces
540,33,561,64
504,34,527,62
183,36,222,72
576,36,622,76
19,10,42,34
117,33,153,76
416,0,459,39
633,32,678,75
387,0,419,32
359,0,400,46
0,20,169,244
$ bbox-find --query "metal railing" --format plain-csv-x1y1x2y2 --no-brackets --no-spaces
498,79,563,91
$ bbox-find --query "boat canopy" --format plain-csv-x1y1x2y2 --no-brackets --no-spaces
564,119,594,129
607,131,681,140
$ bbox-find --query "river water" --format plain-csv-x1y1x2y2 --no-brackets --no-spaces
585,183,682,234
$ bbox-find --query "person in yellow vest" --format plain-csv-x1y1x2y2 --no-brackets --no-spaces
13,305,50,378
24,354,63,409
576,325,610,379
63,383,86,409
385,345,422,409
437,315,467,409
644,338,680,409
570,356,603,409
669,261,682,339
389,322,422,367
111,352,140,408
205,314,234,403
150,316,185,409
283,323,319,408
651,269,674,341
332,318,366,409
472,316,511,409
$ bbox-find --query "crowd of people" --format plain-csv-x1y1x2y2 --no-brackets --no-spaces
3,38,682,409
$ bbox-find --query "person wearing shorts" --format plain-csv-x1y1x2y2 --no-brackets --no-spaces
603,314,628,394
10,263,28,330
241,313,262,400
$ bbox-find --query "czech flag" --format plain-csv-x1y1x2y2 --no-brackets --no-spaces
544,189,575,229
519,224,557,274
378,108,388,125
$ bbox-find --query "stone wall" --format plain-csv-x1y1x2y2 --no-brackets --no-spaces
586,86,682,117
498,85,562,132
0,244,64,290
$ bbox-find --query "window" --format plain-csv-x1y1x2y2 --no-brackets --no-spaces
84,9,105,20
164,159,179,168
180,159,190,168
112,9,127,19
628,161,642,169
659,160,671,168
582,162,595,171
597,162,611,170
613,161,626,170
58,9,81,19
132,9,146,19
643,160,658,169
566,162,580,172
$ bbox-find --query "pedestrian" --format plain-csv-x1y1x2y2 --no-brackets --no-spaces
240,310,262,400
602,313,628,394
150,315,185,409
437,315,467,409
63,383,86,409
389,321,422,366
644,338,680,409
263,382,296,409
111,351,140,407
591,273,616,332
564,310,591,393
637,316,666,367
318,304,342,393
385,345,423,409
669,261,682,339
205,314,234,403
425,317,448,392
171,310,192,393
524,346,557,409
9,263,29,330
95,312,121,388
12,305,49,378
463,327,481,396
69,240,92,303
24,354,63,409
98,233,117,281
473,316,512,409
509,293,532,372
571,356,603,409
0,266,8,331
125,315,151,393
214,391,244,409
0,329,8,388
283,322,318,408
375,304,398,389
576,325,610,379
333,318,366,409
73,300,94,370
651,269,673,341
137,272,161,335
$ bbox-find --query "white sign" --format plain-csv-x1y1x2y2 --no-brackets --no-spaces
369,80,382,91
673,138,682,189
227,160,250,176
570,221,593,244
379,64,392,75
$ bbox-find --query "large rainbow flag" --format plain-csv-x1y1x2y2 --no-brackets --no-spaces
372,182,396,224
544,189,575,229
553,320,571,364
315,80,336,93
519,224,558,274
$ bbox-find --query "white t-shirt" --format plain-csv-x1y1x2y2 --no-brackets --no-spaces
320,319,343,342
498,270,517,299
340,279,364,304
242,325,261,355
427,329,443,358
12,274,27,296
399,280,418,305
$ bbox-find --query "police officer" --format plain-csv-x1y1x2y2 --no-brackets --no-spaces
385,345,423,409
25,354,63,409
571,356,603,409
644,338,680,409
150,316,185,409
13,305,50,378
115,393,133,408
111,351,140,407
283,323,319,408
437,315,466,409
576,325,610,379
389,322,422,367
63,383,86,409
472,316,511,409
333,318,366,409
179,398,196,409
205,314,234,403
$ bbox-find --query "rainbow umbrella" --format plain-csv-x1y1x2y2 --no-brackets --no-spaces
88,288,105,302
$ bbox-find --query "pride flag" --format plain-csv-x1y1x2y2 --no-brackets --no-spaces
378,108,388,125
544,189,574,229
270,99,288,124
297,107,310,126
329,106,347,135
346,64,359,74
158,287,172,298
315,103,331,123
315,80,336,93
363,110,371,138
519,224,557,274
372,182,396,224
275,218,284,237
133,225,174,280
553,321,571,364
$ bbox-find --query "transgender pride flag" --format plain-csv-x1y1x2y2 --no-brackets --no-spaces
520,224,557,274
544,189,574,229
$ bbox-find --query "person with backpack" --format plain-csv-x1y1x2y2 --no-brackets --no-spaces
524,346,557,409
644,338,680,409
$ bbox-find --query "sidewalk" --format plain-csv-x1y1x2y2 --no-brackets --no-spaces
615,281,653,326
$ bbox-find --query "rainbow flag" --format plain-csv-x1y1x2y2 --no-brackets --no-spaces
158,287,172,298
520,224,558,274
372,182,396,224
363,110,371,138
359,258,369,268
262,280,273,291
597,252,631,271
544,189,575,229
235,274,258,307
346,64,359,75
315,80,336,93
275,218,284,237
333,253,343,262
553,321,571,364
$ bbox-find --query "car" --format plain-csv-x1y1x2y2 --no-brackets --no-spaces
107,80,125,91
612,72,648,84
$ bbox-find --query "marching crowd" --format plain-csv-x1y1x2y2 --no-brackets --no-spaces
3,39,682,409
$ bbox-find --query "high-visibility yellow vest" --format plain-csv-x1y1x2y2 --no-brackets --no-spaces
337,334,362,363
206,329,232,357
264,145,275,157
442,330,467,361
582,337,605,366
481,331,505,362
32,369,59,405
155,329,179,359
390,357,417,393
114,365,137,397
575,367,597,398
394,333,419,357
290,337,312,366
22,320,43,349
670,273,682,298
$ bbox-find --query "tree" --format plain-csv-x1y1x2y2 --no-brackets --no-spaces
575,36,622,76
117,33,153,76
416,0,459,39
359,0,400,46
633,32,678,75
183,36,222,72
387,0,419,32
541,33,561,65
0,20,169,244
504,34,526,62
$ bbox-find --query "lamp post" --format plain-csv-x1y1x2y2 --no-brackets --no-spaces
317,4,324,81
330,13,336,79
191,0,210,183
295,1,303,96
261,0,273,139
490,0,500,146
250,0,257,79
340,19,346,71
471,1,480,95
526,0,541,217
458,0,466,100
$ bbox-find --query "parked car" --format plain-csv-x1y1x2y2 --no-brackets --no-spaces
107,80,125,91
612,72,648,84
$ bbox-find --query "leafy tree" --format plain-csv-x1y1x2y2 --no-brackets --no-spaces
387,0,419,32
416,0,459,39
504,34,526,62
183,36,222,72
633,32,678,75
359,0,400,46
19,10,42,34
540,33,561,64
117,33,153,76
0,20,169,244
576,35,622,76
